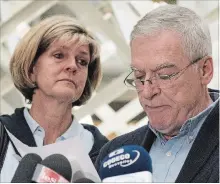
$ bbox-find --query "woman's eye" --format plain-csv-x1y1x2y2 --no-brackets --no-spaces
54,53,64,59
77,59,89,67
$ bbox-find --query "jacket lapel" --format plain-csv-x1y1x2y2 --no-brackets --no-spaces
176,101,219,182
82,124,108,164
141,126,156,152
0,108,37,147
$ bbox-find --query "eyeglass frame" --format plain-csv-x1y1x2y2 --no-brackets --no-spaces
124,56,205,90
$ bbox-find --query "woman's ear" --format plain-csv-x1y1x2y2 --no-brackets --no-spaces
30,65,36,82
199,56,213,85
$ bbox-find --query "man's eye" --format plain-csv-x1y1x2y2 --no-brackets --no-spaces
135,76,145,81
54,53,64,59
158,73,175,80
77,59,89,67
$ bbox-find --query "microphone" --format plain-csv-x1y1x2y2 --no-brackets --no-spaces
32,154,72,183
11,153,42,183
98,145,152,182
70,160,85,182
74,178,95,183
70,160,96,183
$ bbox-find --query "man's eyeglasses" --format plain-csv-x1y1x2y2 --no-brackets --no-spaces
124,57,204,91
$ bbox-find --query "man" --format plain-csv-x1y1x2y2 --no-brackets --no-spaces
95,5,219,183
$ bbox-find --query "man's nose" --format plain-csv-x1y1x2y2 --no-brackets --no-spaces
141,80,160,100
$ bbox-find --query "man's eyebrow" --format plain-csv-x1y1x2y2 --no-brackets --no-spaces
153,63,176,72
130,63,176,72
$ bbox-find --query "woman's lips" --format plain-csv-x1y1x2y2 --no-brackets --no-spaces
59,79,76,86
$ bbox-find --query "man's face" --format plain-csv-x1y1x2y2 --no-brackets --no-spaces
131,30,204,136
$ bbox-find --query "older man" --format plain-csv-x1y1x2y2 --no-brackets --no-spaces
96,5,219,183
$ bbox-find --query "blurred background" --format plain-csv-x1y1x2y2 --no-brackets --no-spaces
0,0,219,140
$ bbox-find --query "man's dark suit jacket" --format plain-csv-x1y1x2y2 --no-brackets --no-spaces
95,99,219,182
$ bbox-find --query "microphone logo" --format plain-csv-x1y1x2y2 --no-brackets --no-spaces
32,164,69,183
103,150,140,169
120,150,140,167
40,169,58,183
109,148,124,158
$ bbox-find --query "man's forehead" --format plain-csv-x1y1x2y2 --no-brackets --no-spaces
131,30,183,53
130,36,187,69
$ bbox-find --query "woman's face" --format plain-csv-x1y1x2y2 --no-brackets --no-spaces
30,38,90,104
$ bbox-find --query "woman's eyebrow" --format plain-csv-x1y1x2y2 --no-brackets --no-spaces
52,45,90,56
78,51,90,61
79,51,90,56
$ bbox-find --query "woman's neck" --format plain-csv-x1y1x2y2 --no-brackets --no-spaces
30,95,73,145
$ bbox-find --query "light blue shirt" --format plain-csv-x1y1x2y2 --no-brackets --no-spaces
149,92,219,182
0,108,94,182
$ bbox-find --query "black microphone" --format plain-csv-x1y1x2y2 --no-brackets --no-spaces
74,178,95,183
11,153,42,183
32,154,72,183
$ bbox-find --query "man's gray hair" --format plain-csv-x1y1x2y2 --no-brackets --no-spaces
131,5,212,61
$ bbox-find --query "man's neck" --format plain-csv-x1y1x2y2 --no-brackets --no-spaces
164,91,213,140
187,91,213,120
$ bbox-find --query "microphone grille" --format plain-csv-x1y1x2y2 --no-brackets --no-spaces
41,154,72,182
11,153,42,183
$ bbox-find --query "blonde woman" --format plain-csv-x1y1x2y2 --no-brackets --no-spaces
0,15,108,182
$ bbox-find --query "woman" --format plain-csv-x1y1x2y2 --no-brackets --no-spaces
0,15,108,182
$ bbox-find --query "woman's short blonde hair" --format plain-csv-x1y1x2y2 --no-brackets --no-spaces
10,15,101,106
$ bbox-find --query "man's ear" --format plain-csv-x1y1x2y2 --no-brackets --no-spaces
199,56,213,85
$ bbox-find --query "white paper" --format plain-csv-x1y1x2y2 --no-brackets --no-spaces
6,130,101,182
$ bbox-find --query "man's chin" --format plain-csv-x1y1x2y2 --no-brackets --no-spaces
148,118,172,131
